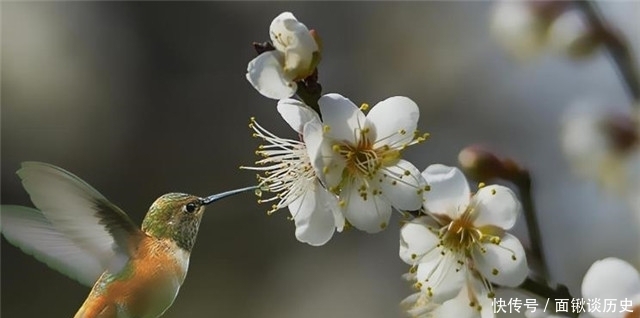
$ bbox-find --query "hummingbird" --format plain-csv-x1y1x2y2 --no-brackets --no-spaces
1,162,256,318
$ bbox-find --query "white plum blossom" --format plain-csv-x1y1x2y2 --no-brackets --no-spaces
401,271,439,317
304,93,429,233
401,271,493,318
561,100,640,215
581,258,640,318
490,0,551,60
491,1,593,60
246,12,320,100
548,9,599,58
399,164,528,307
433,280,494,318
241,100,343,246
401,291,438,318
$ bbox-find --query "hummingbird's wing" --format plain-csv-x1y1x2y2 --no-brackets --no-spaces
1,205,105,286
1,161,144,286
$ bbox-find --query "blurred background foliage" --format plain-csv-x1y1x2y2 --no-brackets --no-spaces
1,2,638,317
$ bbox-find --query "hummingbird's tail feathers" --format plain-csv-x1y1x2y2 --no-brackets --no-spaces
16,162,144,276
0,205,104,287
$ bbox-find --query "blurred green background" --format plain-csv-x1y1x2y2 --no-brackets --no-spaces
2,2,639,317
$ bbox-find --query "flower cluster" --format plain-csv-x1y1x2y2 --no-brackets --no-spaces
491,0,602,60
243,11,530,317
242,12,429,246
246,12,320,100
399,164,528,317
561,100,640,216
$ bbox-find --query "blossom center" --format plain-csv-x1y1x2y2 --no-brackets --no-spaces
435,207,502,258
272,32,292,50
441,216,482,254
334,128,400,179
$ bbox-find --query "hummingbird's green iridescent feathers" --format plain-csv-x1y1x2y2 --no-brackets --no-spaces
13,162,144,278
0,205,104,287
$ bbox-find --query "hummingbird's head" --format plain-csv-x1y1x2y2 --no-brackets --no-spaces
142,193,207,252
141,186,256,252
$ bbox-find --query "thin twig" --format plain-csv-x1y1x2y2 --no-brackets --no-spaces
575,0,640,103
512,169,550,284
519,277,578,318
295,68,322,115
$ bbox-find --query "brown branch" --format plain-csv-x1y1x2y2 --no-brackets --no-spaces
575,0,640,103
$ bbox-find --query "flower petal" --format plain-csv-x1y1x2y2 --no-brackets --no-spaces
399,217,439,265
326,188,345,232
401,291,438,317
379,159,426,211
282,43,317,80
416,253,466,303
366,96,419,149
473,233,528,287
548,9,594,58
287,181,338,246
490,1,546,60
582,257,640,314
422,164,470,218
432,283,484,318
277,99,321,134
318,93,366,145
269,12,314,52
342,179,392,233
560,100,610,181
303,120,346,188
269,12,298,51
473,283,497,318
269,12,317,79
318,183,345,232
246,51,296,100
472,185,520,230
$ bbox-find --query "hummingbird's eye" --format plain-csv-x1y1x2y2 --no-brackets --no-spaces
184,202,199,213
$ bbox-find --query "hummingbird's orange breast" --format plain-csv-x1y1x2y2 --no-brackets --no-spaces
74,236,190,318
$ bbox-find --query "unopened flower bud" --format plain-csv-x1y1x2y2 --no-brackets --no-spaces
491,0,569,61
602,113,639,154
548,9,602,59
458,145,508,181
246,12,321,100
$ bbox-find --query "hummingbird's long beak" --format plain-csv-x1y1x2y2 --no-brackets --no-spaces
202,185,258,205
